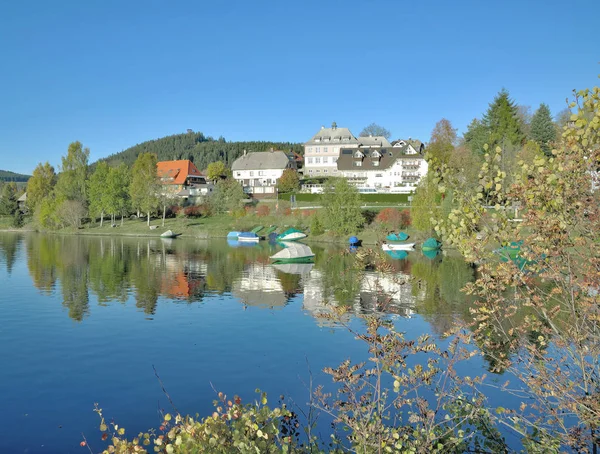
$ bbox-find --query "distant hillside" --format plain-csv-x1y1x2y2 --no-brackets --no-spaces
99,131,304,170
0,170,30,183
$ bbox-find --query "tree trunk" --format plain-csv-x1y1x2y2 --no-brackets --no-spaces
162,205,166,227
121,214,124,226
147,212,150,226
100,211,104,227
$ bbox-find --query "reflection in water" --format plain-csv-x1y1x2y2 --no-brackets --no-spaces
1,233,476,331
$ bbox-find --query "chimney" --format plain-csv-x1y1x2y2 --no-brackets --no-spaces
332,121,337,130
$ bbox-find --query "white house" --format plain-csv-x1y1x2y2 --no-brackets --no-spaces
304,122,359,176
231,149,297,196
336,142,428,192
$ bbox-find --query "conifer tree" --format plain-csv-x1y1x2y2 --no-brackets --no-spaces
482,89,525,149
530,103,556,156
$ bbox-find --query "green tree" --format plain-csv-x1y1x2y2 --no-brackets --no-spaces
530,103,557,155
463,118,489,155
411,174,441,233
88,162,110,227
482,89,525,149
427,118,457,164
277,168,300,193
209,179,246,214
359,123,391,139
106,164,130,225
55,141,90,205
321,178,363,235
26,162,56,212
129,153,160,226
206,161,230,183
0,182,19,215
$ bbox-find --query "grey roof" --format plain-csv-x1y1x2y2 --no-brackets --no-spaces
336,147,424,172
357,136,392,148
17,192,27,202
231,151,295,171
392,139,425,152
305,125,359,146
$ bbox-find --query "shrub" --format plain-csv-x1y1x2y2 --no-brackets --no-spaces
256,205,270,217
183,205,203,217
399,209,411,228
375,208,402,229
244,205,255,215
310,213,324,235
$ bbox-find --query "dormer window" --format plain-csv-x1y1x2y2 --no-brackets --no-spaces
354,151,364,159
371,150,381,159
314,138,321,143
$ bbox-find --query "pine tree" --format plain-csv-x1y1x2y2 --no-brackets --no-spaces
482,89,525,149
530,103,557,156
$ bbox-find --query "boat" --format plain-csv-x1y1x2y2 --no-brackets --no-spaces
422,249,440,260
385,250,409,260
276,228,307,242
422,238,441,251
382,242,415,251
386,232,409,242
227,231,242,239
250,226,264,234
160,230,182,238
263,226,277,236
349,236,360,246
238,232,260,243
270,242,315,263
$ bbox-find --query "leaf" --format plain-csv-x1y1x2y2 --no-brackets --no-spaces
164,413,172,422
100,424,107,432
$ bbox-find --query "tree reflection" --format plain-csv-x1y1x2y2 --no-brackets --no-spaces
0,233,20,274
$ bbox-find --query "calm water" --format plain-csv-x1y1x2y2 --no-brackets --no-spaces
0,233,513,453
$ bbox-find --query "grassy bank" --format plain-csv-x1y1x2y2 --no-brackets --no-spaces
0,212,432,246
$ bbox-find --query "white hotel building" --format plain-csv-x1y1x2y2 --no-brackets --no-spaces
303,123,428,191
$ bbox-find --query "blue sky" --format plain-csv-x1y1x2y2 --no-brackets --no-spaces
1,0,598,175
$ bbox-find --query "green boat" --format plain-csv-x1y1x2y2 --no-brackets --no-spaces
270,242,315,263
263,225,277,236
276,228,307,242
251,225,264,234
422,237,441,251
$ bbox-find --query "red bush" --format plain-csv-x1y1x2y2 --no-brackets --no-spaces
183,204,211,217
399,209,411,228
375,208,411,228
256,205,271,217
283,207,292,216
245,205,256,215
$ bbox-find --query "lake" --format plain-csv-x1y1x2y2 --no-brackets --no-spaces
0,233,511,453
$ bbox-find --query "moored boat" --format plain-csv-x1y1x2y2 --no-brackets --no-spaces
276,228,307,242
422,238,441,251
386,232,409,242
238,232,260,242
382,242,415,251
160,230,182,238
270,242,315,263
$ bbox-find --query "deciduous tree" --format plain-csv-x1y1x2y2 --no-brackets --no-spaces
206,161,230,183
209,178,246,214
26,162,56,212
88,162,110,226
277,169,300,193
129,152,159,226
55,141,90,205
359,123,391,139
321,178,363,235
427,118,457,164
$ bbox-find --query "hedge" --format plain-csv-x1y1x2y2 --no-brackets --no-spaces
278,193,411,203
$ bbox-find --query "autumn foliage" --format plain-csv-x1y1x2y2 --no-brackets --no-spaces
374,208,411,229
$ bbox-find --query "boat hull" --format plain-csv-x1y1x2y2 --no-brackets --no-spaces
382,243,415,251
271,256,314,264
277,233,307,241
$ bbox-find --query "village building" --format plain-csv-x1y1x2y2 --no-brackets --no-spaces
156,159,213,202
231,149,297,197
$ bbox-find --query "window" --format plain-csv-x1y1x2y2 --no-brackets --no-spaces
333,157,338,163
373,161,379,166
307,157,313,164
258,171,264,176
316,147,320,153
323,169,328,173
323,156,328,163
308,169,313,173
354,161,362,167
250,171,254,177
315,157,321,164
307,147,312,153
324,147,328,153
316,169,321,173
236,172,241,177
375,173,383,177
